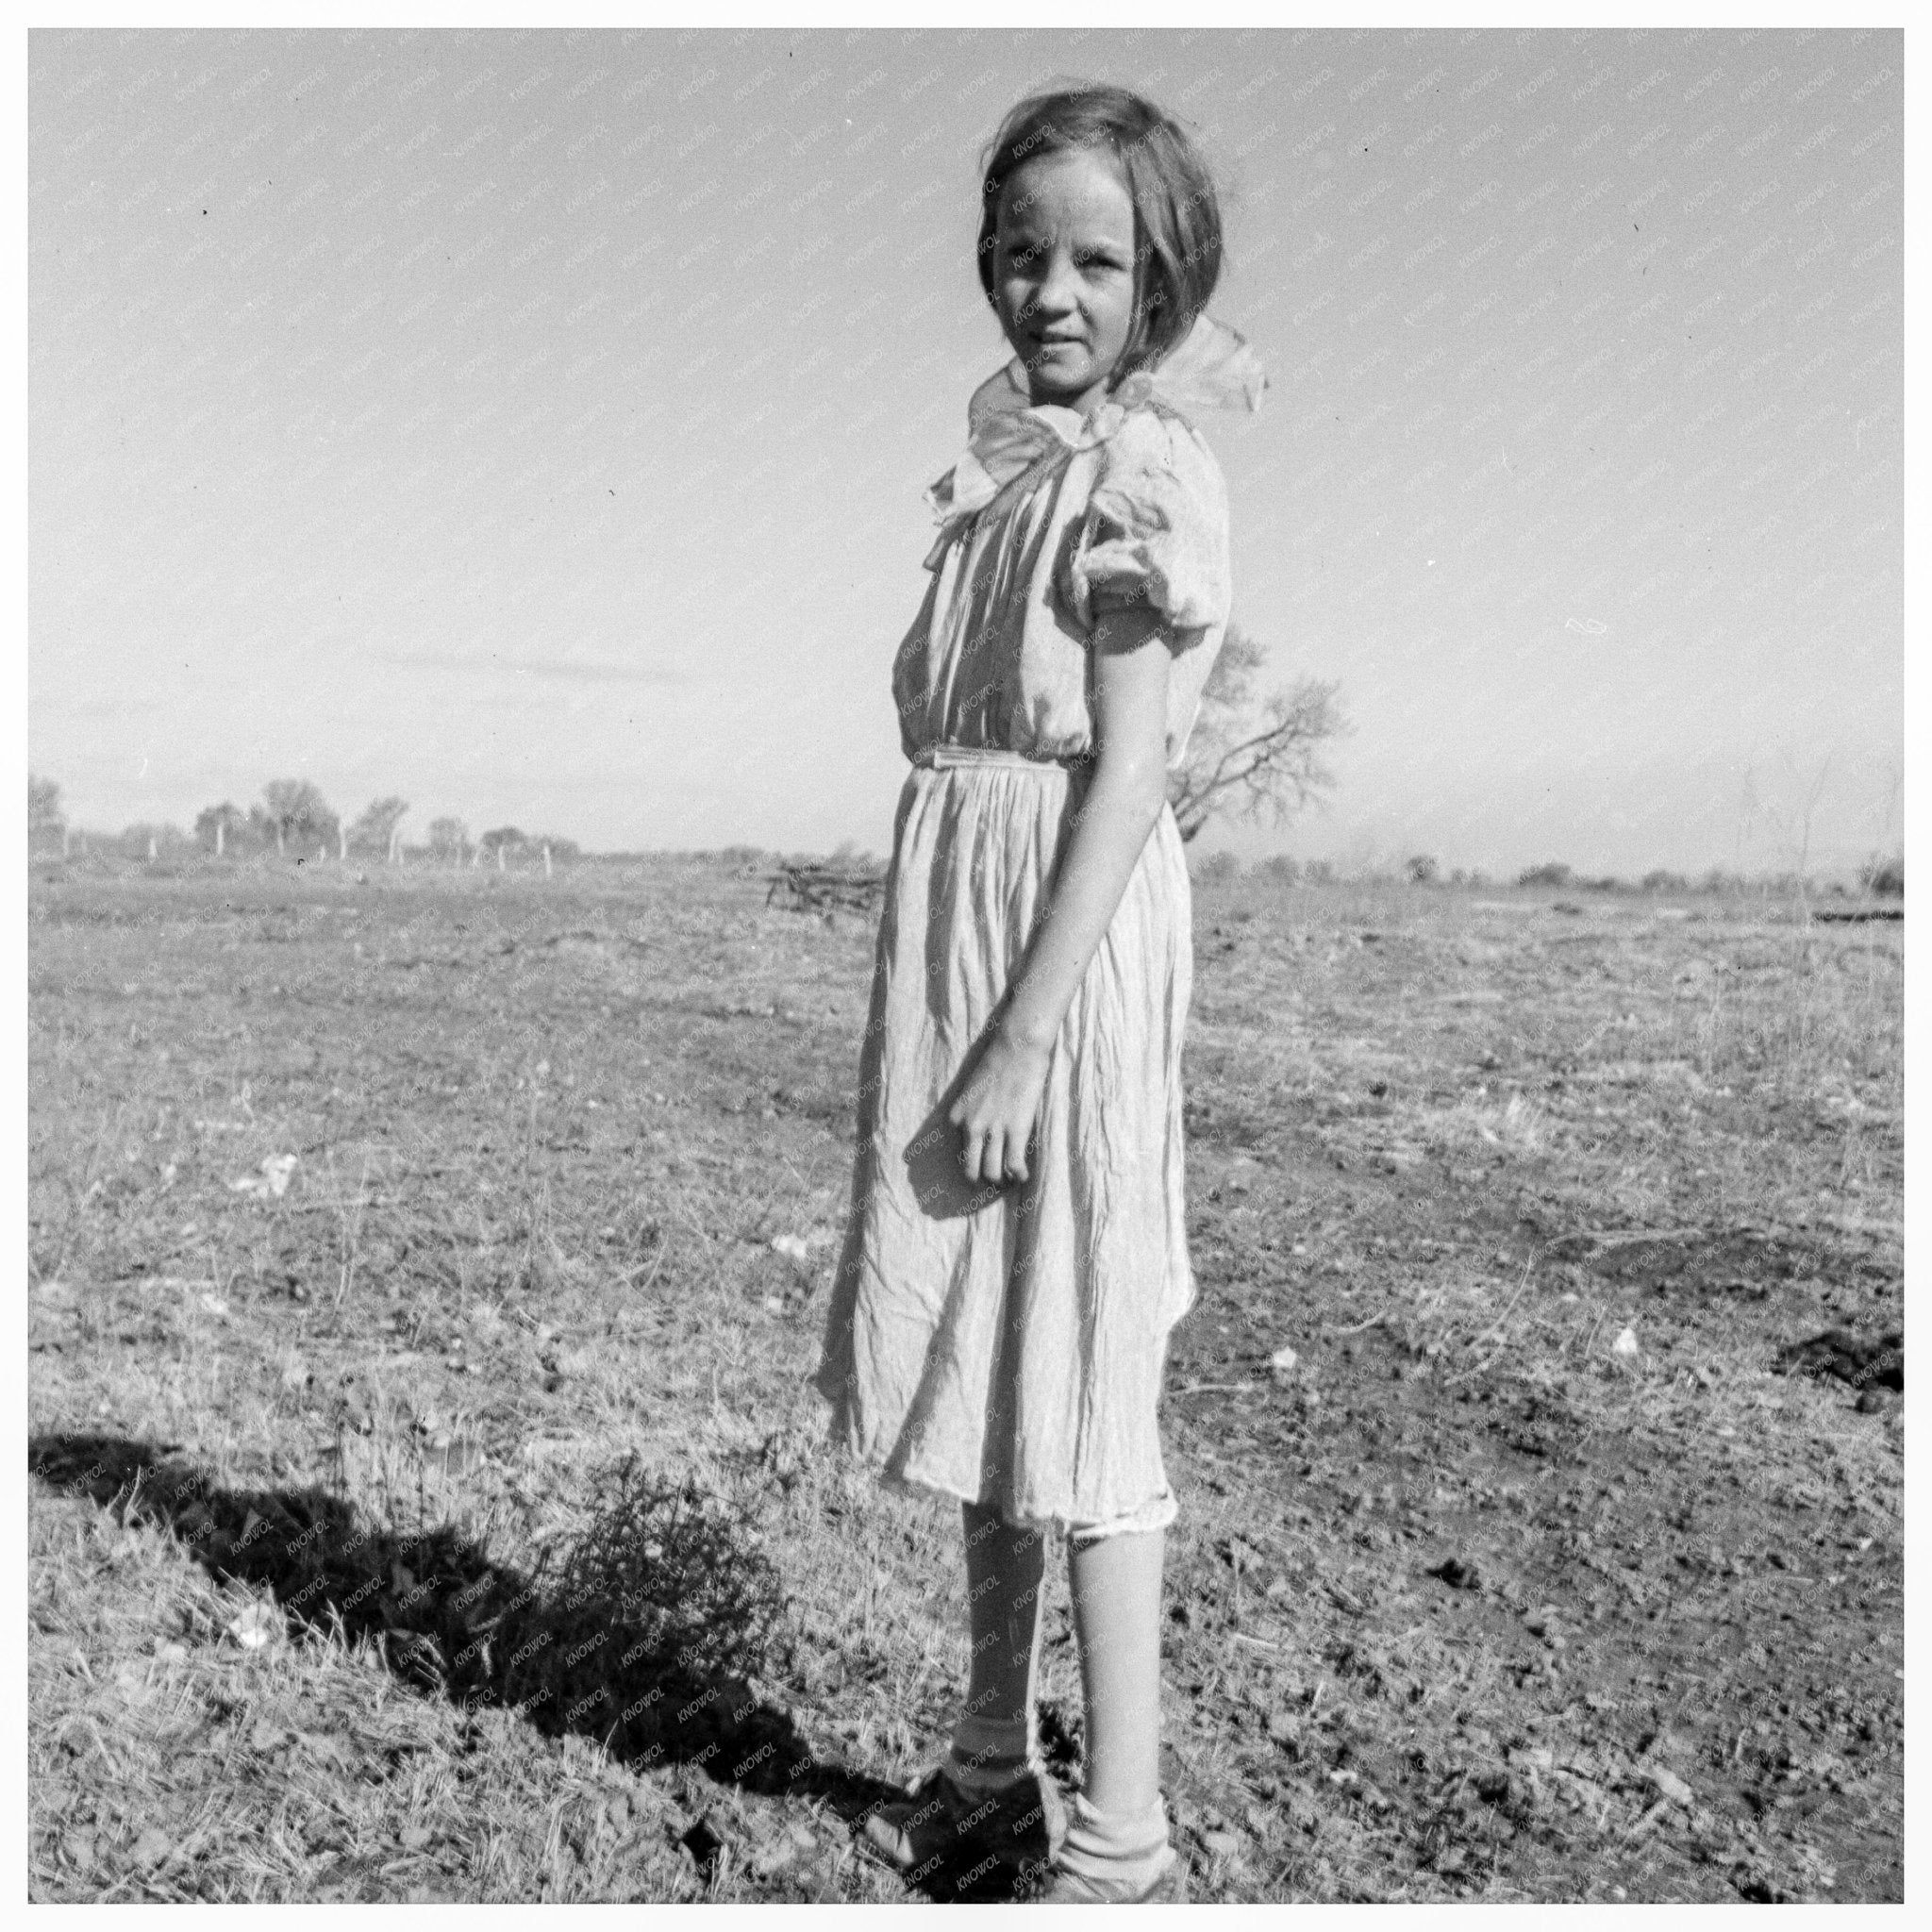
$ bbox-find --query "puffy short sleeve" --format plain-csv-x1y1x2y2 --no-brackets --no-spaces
1061,407,1232,648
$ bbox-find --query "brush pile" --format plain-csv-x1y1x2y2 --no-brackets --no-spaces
765,860,887,916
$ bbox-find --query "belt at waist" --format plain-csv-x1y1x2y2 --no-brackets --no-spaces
911,741,1094,774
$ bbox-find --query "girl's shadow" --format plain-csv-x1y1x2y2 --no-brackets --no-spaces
27,1431,934,1887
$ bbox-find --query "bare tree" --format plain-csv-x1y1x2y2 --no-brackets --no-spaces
479,825,527,874
122,822,187,861
347,795,409,862
1166,623,1346,844
194,801,249,857
260,779,337,859
426,816,470,863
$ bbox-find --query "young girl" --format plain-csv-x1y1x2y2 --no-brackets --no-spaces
813,82,1263,1904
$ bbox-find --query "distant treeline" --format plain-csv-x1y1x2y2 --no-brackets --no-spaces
1193,852,1904,896
27,775,1902,897
27,775,577,868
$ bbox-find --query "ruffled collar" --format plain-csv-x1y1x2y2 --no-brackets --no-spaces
924,313,1267,532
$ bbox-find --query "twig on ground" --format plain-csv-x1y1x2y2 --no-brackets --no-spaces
1327,1313,1392,1338
1439,1260,1548,1390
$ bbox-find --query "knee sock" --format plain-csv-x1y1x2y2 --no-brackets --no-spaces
947,1711,1035,1792
948,1502,1046,1791
1055,1790,1174,1888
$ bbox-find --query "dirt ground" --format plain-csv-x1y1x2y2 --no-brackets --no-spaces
26,855,1903,1902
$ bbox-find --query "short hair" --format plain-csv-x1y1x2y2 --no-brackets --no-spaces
976,84,1224,387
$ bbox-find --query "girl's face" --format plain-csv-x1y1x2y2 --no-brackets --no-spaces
993,147,1139,414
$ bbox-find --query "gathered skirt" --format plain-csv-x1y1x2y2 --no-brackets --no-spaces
812,743,1197,1531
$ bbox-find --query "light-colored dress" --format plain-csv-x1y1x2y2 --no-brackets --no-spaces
813,316,1266,1534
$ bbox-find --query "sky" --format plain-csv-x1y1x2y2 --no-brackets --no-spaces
29,25,1904,877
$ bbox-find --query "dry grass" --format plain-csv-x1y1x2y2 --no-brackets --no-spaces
28,858,1902,1901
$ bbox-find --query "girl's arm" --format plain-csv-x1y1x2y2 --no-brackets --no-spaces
947,604,1174,1187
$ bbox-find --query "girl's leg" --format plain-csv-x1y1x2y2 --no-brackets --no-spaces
1066,1524,1165,1814
1056,1524,1175,1890
949,1499,1046,1788
862,1501,1058,1878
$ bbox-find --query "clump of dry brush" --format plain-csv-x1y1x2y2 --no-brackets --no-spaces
491,1457,794,1773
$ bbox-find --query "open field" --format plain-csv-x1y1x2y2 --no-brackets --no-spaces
28,856,1903,1902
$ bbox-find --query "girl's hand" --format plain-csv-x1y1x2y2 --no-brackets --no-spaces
948,1029,1052,1188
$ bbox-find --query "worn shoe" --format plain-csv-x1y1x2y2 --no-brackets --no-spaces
861,1761,1064,1888
1034,1841,1187,1903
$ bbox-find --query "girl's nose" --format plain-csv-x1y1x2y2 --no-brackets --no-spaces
1032,245,1080,315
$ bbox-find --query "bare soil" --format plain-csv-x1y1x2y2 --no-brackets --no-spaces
27,858,1902,1902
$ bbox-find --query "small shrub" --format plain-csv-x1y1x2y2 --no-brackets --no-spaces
1194,850,1241,884
1517,862,1573,890
1260,854,1301,884
1862,855,1904,897
1641,869,1690,893
1405,855,1439,885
